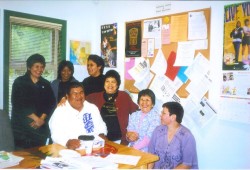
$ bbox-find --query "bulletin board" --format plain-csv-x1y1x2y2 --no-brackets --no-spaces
124,8,211,98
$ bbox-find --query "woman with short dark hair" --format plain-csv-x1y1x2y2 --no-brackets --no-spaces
86,70,138,145
82,54,105,96
51,60,78,103
11,53,56,149
126,89,160,152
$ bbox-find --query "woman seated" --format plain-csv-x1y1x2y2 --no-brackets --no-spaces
126,89,160,152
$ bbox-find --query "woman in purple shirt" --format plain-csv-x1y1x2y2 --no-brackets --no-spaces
148,102,198,169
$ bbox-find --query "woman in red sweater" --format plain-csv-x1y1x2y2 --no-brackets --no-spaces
87,70,138,145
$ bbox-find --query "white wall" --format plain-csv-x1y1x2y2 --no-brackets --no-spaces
0,1,249,169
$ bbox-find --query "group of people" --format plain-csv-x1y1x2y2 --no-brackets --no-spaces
230,19,250,64
9,53,198,169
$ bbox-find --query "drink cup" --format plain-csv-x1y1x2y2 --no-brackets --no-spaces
84,140,93,155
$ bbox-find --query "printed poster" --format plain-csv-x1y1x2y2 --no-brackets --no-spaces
70,40,91,65
223,2,250,70
101,23,117,68
125,21,142,57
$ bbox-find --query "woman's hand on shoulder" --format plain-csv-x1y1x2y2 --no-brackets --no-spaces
57,96,67,107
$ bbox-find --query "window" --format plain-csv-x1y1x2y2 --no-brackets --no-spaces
3,10,67,113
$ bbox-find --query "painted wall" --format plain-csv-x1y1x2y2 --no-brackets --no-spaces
0,1,249,168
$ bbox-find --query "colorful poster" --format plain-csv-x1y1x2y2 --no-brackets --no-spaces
223,2,250,70
70,40,91,65
125,21,142,57
101,23,117,68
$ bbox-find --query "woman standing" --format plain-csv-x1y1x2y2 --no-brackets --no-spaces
11,53,56,149
86,70,138,145
51,60,78,104
82,54,105,96
242,19,250,64
230,20,243,64
126,89,160,152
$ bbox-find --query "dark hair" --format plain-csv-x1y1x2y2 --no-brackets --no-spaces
88,54,105,74
244,19,249,25
104,70,121,88
26,53,46,69
66,82,84,95
57,60,74,79
137,89,155,105
162,102,184,123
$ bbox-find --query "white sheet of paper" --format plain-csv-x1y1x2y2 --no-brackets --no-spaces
174,41,195,66
186,73,212,102
143,18,162,38
104,153,141,166
128,58,150,82
147,38,155,57
184,96,216,128
150,49,167,75
219,97,250,124
184,52,209,81
188,11,207,40
134,72,154,91
149,75,177,102
190,39,208,50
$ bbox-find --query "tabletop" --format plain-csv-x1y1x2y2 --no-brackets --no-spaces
7,140,159,169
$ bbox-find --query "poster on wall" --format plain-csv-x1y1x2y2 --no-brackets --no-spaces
125,21,142,57
70,40,91,65
223,2,250,70
101,23,117,68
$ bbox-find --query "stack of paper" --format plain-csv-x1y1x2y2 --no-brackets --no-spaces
0,151,24,168
40,156,118,169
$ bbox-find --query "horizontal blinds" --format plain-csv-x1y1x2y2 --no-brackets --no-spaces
10,24,53,63
10,16,62,30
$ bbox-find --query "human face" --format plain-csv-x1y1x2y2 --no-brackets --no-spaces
236,21,241,27
29,62,45,81
104,77,118,94
161,107,173,126
61,66,72,82
139,95,153,113
87,60,101,77
67,87,85,112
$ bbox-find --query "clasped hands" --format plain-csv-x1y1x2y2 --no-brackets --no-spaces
126,131,139,142
28,113,46,129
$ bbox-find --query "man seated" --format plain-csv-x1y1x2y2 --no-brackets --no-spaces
49,82,107,150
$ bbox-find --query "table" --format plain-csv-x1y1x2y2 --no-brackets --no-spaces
7,140,159,169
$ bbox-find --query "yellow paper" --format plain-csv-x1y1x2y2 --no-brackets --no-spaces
170,14,188,42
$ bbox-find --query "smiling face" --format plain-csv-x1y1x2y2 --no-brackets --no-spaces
61,66,72,82
87,60,101,77
139,95,153,113
104,77,118,94
67,87,85,112
29,62,45,81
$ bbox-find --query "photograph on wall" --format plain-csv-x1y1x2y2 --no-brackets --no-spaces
125,21,142,57
223,2,250,70
70,40,91,65
101,23,117,68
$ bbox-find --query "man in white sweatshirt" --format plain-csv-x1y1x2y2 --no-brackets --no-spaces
49,82,107,150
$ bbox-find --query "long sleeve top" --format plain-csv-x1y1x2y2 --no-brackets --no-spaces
49,100,107,146
11,72,56,136
127,108,160,152
86,91,138,143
